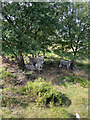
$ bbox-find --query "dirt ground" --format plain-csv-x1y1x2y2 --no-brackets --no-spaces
1,57,88,88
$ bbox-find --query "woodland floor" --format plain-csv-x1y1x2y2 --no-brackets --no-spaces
2,57,88,86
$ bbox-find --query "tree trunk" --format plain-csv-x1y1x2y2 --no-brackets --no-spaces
18,52,26,71
38,52,39,57
32,54,34,57
73,51,77,60
43,51,45,57
35,54,36,58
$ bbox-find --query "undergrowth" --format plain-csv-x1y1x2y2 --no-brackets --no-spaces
60,76,88,87
19,78,71,107
0,67,17,79
2,78,71,109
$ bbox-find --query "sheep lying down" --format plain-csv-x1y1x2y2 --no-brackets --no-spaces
25,63,36,70
26,56,44,71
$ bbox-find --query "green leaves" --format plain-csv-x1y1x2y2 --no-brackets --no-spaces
2,2,57,56
24,77,64,107
2,2,89,59
55,2,88,59
61,76,88,88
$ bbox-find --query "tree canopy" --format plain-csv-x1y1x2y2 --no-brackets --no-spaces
1,2,89,70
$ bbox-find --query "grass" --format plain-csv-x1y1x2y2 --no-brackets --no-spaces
1,54,89,118
2,76,88,118
2,83,88,118
76,59,90,74
58,75,88,87
54,84,88,118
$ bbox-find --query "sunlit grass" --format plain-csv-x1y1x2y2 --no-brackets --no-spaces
2,80,88,118
54,84,88,118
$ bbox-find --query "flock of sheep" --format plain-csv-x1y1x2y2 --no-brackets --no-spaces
25,56,74,72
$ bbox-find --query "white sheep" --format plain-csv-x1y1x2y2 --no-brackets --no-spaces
59,59,71,69
28,56,44,72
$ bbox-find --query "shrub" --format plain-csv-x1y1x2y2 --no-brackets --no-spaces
61,76,88,87
2,78,71,108
23,78,63,107
2,87,27,108
0,67,17,79
72,76,88,87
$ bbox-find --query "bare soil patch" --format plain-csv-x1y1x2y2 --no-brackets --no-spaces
2,57,88,87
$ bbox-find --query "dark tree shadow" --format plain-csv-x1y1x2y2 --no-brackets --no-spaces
60,93,72,107
24,73,37,82
69,113,76,118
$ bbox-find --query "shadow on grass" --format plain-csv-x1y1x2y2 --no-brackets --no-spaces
2,95,28,109
57,74,88,88
44,59,60,67
45,57,90,74
57,79,71,87
69,113,76,119
61,93,71,107
76,62,90,74
24,73,37,82
2,92,71,109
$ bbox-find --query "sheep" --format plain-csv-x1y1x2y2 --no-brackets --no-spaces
25,63,35,70
35,62,43,72
59,59,71,69
59,59,75,69
38,56,44,68
28,56,36,66
28,56,44,72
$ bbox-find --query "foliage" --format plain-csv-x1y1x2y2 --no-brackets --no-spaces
2,2,58,69
2,79,88,118
2,2,56,56
76,60,90,74
1,2,89,70
0,67,17,79
53,2,89,59
61,76,88,87
2,87,27,109
24,78,62,106
20,77,70,107
2,77,71,109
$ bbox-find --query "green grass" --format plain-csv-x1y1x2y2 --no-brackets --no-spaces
2,77,88,118
0,67,17,79
76,59,90,74
54,84,88,118
2,85,88,118
58,75,88,88
1,55,89,118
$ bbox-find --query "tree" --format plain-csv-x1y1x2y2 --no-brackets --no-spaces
2,2,89,71
53,2,89,60
2,2,57,70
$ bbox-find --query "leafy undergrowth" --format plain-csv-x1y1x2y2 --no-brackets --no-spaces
0,67,17,79
2,78,71,109
59,76,88,88
76,60,90,74
2,82,88,118
0,67,27,87
22,78,71,107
